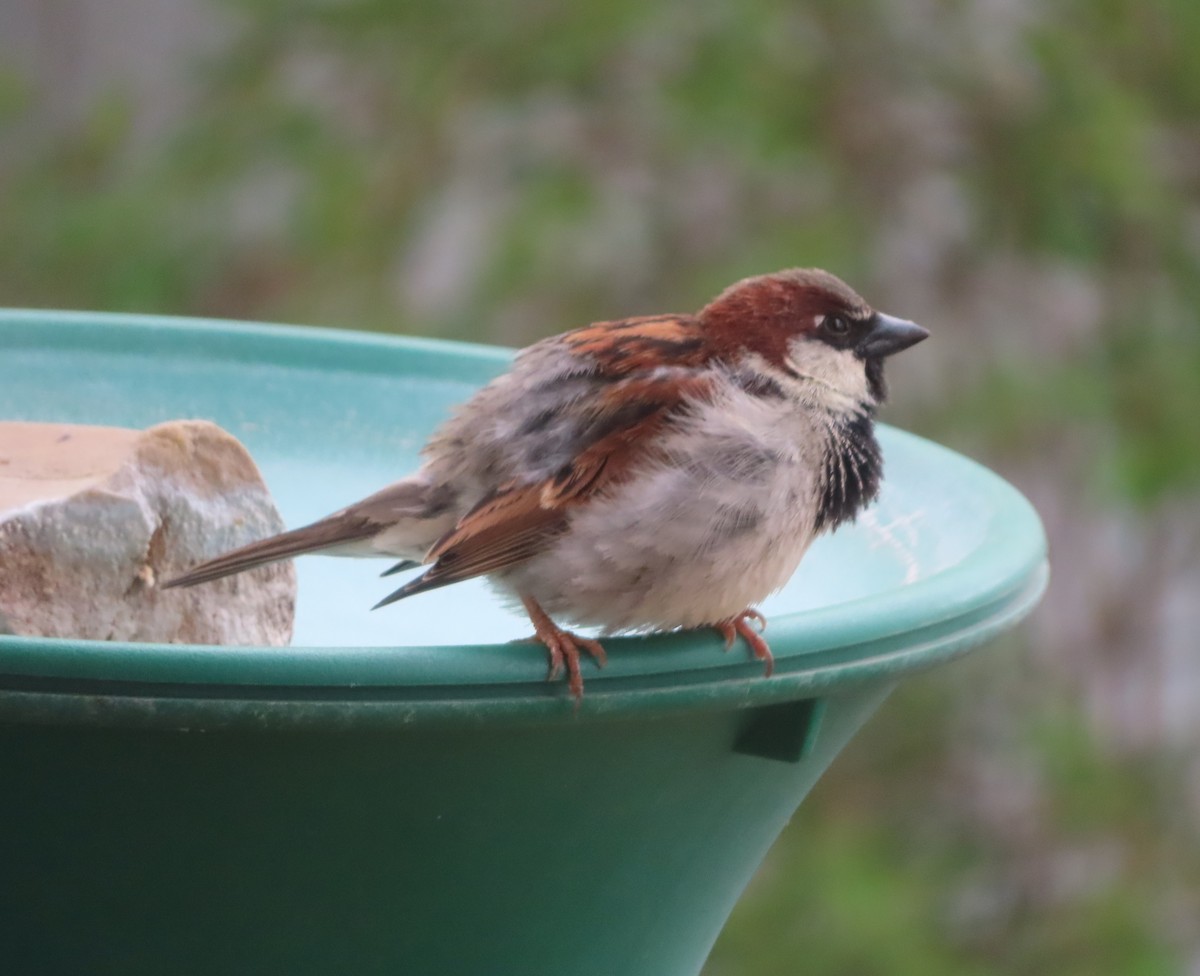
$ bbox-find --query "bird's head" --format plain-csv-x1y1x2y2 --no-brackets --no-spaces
699,268,929,411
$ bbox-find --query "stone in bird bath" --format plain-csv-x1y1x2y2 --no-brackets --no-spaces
0,420,295,645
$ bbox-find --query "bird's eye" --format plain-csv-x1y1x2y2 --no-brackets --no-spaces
821,314,851,336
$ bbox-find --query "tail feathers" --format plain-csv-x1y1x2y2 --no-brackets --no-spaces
380,559,420,577
162,515,378,589
163,476,455,590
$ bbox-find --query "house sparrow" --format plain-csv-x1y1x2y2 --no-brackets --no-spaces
165,269,928,698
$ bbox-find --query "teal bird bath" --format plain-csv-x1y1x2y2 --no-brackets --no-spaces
0,310,1047,976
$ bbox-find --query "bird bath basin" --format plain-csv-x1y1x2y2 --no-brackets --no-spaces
0,310,1047,976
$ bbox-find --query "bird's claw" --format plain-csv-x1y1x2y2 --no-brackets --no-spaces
521,595,607,700
714,608,774,677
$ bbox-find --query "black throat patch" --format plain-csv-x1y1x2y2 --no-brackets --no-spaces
814,411,883,532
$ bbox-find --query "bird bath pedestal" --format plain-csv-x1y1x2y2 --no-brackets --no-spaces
0,311,1048,976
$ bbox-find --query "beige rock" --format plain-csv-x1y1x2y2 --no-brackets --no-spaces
0,420,295,645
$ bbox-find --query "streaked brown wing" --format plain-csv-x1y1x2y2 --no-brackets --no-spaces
563,314,709,375
373,371,715,607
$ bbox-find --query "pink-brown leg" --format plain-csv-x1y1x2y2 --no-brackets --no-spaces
713,607,774,677
520,594,607,700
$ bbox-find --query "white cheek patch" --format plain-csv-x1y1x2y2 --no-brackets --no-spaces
782,338,871,411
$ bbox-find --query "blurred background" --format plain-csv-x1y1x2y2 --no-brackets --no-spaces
2,0,1198,971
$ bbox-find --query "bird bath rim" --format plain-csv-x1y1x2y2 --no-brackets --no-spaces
0,309,1048,726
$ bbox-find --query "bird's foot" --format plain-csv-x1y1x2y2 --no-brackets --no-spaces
520,595,607,700
714,608,774,677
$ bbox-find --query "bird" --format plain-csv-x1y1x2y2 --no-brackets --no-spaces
164,268,928,698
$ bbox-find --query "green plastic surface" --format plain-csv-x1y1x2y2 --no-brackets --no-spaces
0,309,1048,975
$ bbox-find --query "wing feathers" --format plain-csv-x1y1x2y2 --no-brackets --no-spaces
374,369,717,609
564,315,708,373
375,483,564,605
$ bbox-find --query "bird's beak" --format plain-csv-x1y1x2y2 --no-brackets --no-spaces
858,313,930,359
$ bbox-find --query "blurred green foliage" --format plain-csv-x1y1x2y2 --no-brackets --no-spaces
3,0,1199,972
927,327,1200,506
4,0,1198,501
